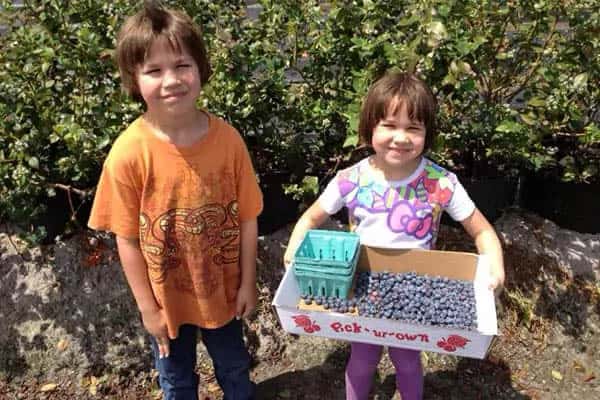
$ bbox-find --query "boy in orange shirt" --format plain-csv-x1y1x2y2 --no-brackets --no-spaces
88,2,262,399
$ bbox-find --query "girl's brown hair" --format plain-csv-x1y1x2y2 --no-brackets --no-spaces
358,72,437,152
115,1,211,102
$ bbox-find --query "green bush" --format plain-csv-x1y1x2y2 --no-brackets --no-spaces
1,0,598,236
0,0,140,230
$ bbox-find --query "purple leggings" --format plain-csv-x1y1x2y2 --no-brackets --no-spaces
345,342,423,400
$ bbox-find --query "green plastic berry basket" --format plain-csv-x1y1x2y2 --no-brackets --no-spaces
293,230,360,270
293,230,360,298
294,268,356,299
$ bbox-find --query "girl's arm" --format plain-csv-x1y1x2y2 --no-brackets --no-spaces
460,208,505,291
236,218,258,319
115,236,170,358
283,201,331,267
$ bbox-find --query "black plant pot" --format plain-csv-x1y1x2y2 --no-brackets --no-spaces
33,191,93,244
441,177,518,227
257,172,301,236
35,174,301,241
520,175,600,234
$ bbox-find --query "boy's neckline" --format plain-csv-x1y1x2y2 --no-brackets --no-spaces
364,156,426,186
138,109,214,153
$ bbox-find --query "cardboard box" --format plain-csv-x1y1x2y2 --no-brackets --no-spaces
273,246,498,359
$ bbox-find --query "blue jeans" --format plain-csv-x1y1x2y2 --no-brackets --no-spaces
151,318,255,400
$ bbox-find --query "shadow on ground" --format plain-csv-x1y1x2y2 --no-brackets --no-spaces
256,347,528,399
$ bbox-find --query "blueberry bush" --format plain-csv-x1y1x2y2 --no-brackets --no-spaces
1,0,598,237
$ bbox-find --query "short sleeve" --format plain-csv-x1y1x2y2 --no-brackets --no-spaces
317,174,344,215
234,134,263,222
88,157,141,239
445,179,476,222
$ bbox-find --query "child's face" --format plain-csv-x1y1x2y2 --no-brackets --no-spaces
371,99,426,176
136,37,201,117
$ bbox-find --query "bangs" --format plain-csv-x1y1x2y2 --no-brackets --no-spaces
382,94,428,125
120,29,186,72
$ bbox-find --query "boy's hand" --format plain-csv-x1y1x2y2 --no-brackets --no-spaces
141,308,170,358
235,282,257,319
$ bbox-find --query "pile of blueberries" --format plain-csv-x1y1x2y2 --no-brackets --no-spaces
300,271,477,329
354,271,477,329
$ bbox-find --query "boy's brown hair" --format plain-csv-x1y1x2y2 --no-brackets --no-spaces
115,1,212,102
358,72,437,152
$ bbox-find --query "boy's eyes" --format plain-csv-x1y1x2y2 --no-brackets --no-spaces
177,64,191,68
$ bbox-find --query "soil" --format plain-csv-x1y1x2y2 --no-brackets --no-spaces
1,215,599,400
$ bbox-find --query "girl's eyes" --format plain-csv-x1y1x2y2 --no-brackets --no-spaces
143,64,190,74
381,123,423,131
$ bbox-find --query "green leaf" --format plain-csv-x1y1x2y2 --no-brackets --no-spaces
398,14,419,27
572,73,588,90
581,124,600,145
301,175,319,197
28,157,39,169
496,121,522,133
343,133,359,148
428,21,447,37
559,155,575,167
519,113,536,126
527,97,546,107
97,136,111,149
495,51,511,60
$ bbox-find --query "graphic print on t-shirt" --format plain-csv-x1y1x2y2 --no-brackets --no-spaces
139,200,239,297
337,161,456,246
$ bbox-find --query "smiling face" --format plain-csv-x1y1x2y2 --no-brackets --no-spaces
371,98,426,179
135,37,201,118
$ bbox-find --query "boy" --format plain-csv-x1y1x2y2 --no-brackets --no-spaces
88,3,262,399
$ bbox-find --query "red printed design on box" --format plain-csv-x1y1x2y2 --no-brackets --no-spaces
436,334,470,352
292,314,321,334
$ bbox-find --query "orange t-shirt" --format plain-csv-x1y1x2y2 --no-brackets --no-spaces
88,112,263,336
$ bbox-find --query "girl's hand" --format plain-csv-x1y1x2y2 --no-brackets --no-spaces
460,209,505,295
283,201,331,269
489,268,505,293
235,282,257,319
141,308,170,358
283,247,295,269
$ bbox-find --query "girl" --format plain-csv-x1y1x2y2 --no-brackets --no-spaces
284,71,504,400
